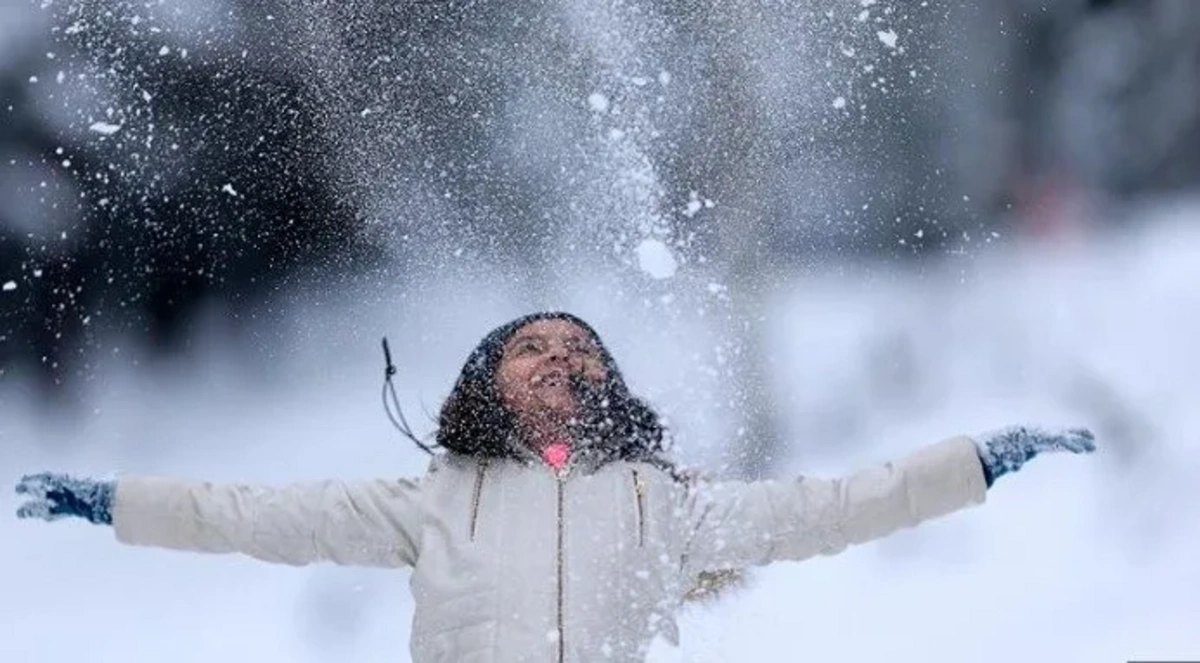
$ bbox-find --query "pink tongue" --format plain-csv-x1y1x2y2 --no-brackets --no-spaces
543,442,571,471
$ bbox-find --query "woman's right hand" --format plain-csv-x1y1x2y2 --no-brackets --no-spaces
15,472,115,525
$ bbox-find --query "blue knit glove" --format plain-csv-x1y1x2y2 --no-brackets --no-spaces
15,473,115,525
975,425,1096,487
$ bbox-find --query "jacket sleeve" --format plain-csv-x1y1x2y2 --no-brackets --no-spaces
111,476,424,568
680,435,988,575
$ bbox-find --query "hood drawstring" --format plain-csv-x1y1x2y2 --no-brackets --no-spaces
381,336,438,456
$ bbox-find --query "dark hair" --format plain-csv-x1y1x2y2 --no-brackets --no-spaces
436,311,677,474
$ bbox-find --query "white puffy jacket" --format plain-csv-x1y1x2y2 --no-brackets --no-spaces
112,435,988,662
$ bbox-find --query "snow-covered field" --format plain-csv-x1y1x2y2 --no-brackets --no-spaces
2,204,1198,662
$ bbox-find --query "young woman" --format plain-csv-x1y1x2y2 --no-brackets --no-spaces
15,311,1095,662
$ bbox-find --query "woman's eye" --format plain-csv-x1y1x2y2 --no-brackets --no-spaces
517,340,541,354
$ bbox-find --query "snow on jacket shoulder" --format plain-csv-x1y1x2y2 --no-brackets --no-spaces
111,434,987,663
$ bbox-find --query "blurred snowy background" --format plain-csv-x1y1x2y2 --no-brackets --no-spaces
2,0,1199,661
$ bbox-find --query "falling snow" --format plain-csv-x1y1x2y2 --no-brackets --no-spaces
0,0,1193,652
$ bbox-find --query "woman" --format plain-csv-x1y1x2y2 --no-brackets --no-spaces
15,311,1095,662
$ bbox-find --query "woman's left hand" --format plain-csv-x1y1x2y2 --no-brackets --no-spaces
15,472,115,525
975,425,1096,487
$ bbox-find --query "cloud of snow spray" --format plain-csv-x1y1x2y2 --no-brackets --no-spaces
558,0,678,279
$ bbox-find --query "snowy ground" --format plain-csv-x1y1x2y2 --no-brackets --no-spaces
2,204,1199,662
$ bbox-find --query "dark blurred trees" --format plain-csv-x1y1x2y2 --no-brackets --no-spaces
948,0,1200,221
1,2,384,403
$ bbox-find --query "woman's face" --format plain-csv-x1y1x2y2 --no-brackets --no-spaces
495,319,609,429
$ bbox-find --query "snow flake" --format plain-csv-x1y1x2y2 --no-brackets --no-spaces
587,92,610,113
89,122,122,135
2,281,16,292
877,29,898,49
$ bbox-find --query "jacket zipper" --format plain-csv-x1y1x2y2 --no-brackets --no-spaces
632,469,646,548
555,473,567,663
469,461,487,540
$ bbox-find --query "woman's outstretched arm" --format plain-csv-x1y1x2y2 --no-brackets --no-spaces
16,473,425,569
680,426,1094,575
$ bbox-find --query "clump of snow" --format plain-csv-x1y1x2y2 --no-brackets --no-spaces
877,29,898,49
587,92,610,113
88,121,121,135
635,238,677,279
2,281,16,292
681,192,714,218
833,96,847,109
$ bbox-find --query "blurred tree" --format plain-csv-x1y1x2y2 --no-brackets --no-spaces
0,2,386,404
949,0,1200,225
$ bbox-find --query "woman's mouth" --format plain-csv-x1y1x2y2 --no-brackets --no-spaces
531,369,568,388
